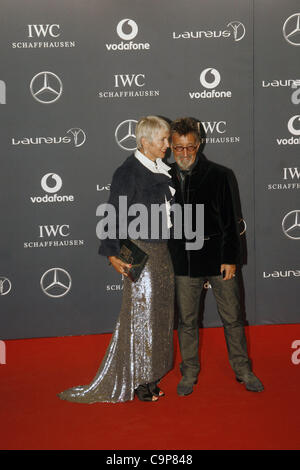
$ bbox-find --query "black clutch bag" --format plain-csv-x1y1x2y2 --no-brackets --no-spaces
118,239,149,282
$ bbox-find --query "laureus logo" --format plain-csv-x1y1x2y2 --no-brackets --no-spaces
227,21,246,42
106,19,150,51
263,269,300,278
0,277,12,296
291,80,300,105
172,20,246,42
66,128,86,147
11,128,86,147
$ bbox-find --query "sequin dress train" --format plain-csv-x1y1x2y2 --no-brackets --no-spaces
58,240,174,403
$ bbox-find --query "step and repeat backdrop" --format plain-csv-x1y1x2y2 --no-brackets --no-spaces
0,0,299,339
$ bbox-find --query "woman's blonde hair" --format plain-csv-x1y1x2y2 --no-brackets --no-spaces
136,115,170,149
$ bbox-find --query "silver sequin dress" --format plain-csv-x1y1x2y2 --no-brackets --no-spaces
58,239,174,403
58,152,175,403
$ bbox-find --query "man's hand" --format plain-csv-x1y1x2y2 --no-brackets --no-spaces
108,256,132,276
220,264,236,280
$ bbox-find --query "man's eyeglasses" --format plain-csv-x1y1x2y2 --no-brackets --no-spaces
172,145,198,153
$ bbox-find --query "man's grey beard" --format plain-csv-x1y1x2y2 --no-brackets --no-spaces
177,157,194,170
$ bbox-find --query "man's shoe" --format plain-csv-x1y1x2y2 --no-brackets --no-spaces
177,377,197,396
236,371,264,392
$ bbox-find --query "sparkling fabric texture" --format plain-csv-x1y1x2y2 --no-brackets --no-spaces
58,240,174,403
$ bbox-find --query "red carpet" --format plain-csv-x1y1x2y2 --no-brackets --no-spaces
0,324,300,450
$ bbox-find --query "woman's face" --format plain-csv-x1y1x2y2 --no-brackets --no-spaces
142,128,170,161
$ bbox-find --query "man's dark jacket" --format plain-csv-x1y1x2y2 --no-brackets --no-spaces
168,153,241,277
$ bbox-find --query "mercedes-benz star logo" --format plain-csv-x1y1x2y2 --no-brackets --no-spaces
115,119,137,151
227,21,246,41
30,71,63,104
67,128,86,147
283,13,300,46
0,277,12,296
282,210,300,240
117,19,138,40
40,268,72,298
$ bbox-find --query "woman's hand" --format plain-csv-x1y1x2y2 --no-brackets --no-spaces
108,256,132,276
220,264,236,280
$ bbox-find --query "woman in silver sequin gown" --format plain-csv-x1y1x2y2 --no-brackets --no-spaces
58,116,175,403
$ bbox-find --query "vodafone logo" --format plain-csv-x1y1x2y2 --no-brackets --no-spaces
288,115,300,136
30,174,74,204
189,68,231,100
200,68,221,89
276,115,300,145
106,19,150,51
41,173,62,193
116,19,138,40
